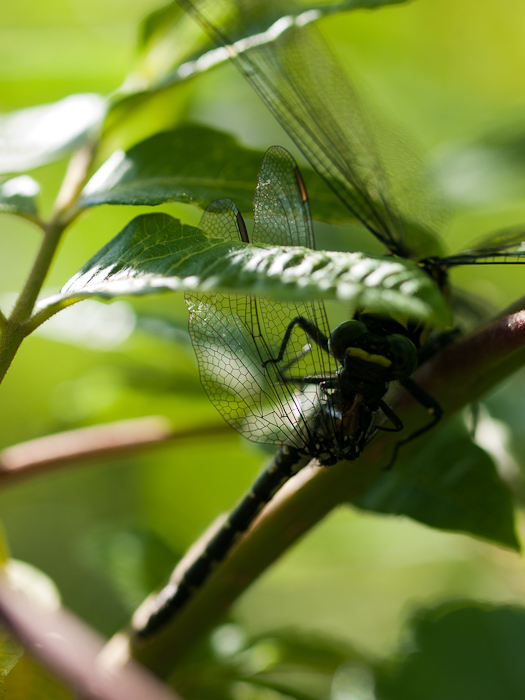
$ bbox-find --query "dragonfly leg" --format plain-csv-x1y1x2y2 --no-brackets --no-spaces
384,377,443,469
377,400,404,433
263,316,329,367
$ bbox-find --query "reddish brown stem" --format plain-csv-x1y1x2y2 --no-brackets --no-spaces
0,418,231,487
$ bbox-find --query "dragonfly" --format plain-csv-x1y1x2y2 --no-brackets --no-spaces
178,0,525,340
135,146,436,638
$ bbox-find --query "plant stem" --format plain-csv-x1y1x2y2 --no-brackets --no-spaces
0,326,27,387
0,420,231,488
10,220,67,326
0,219,67,384
0,143,97,386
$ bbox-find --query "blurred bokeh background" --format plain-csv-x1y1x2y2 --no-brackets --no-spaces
1,0,525,696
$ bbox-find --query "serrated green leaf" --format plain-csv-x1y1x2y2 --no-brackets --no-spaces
354,418,519,550
0,176,40,220
0,95,106,174
35,213,450,327
79,125,352,224
376,602,525,700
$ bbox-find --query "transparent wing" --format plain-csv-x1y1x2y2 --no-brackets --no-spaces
253,145,314,248
179,0,445,260
186,150,339,448
437,225,525,268
199,197,249,242
186,286,338,447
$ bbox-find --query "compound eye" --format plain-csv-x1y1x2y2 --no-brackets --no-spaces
387,334,418,378
328,321,367,360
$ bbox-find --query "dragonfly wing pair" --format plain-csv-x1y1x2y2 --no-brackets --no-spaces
185,147,342,455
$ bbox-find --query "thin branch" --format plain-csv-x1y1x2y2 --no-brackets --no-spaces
10,144,94,327
24,297,82,336
0,143,98,385
0,567,182,700
0,418,232,487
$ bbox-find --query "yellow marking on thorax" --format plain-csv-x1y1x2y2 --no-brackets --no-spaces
347,347,392,367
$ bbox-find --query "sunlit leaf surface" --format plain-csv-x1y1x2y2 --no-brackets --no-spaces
80,125,352,223
36,212,450,326
0,94,106,174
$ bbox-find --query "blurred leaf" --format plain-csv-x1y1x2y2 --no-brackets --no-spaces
2,651,73,699
79,124,352,224
376,602,525,700
171,625,366,700
139,2,186,50
0,95,107,175
143,0,411,89
110,0,411,136
354,418,519,550
36,212,450,326
0,176,40,220
438,113,525,207
0,630,23,682
0,525,9,564
82,528,178,612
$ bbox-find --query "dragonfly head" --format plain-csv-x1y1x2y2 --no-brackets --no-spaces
328,319,418,380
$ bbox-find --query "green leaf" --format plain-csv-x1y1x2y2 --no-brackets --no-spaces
79,125,352,224
170,624,369,700
354,418,519,550
35,212,450,327
376,602,525,700
0,176,40,220
128,2,208,97
137,0,411,90
110,0,410,127
0,630,23,683
0,523,9,563
138,2,186,50
0,95,106,174
2,650,73,699
438,115,525,207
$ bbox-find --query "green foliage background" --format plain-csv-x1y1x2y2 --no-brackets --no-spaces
1,0,525,696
